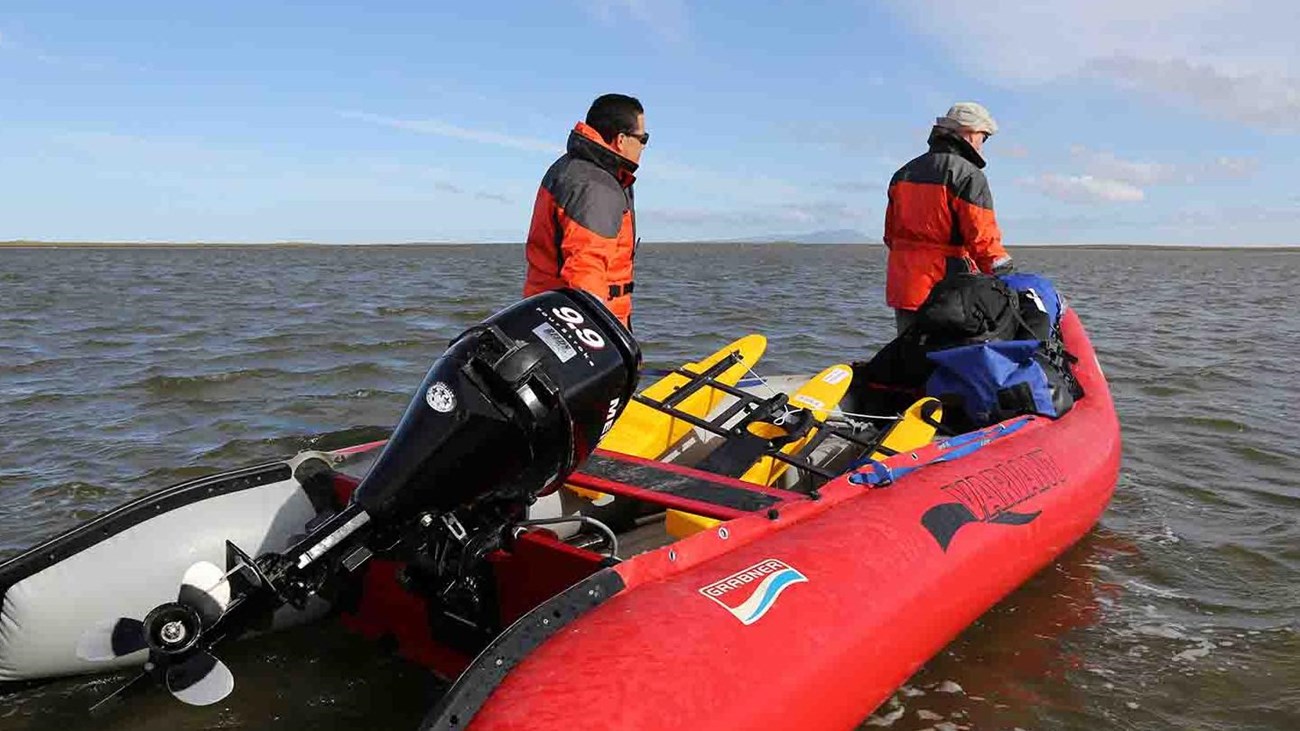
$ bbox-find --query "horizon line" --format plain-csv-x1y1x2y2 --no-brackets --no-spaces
2,240,1298,250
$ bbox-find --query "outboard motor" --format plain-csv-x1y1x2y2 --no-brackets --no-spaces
338,287,641,647
355,287,640,520
267,288,639,597
77,289,639,707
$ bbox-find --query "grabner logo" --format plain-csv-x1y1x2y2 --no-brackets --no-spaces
699,559,807,626
425,382,456,413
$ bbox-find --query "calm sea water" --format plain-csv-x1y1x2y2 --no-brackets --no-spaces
1,244,1296,730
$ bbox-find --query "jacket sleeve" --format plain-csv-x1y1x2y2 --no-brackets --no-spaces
951,170,1010,273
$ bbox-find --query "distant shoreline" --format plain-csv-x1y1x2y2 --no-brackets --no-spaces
2,240,1296,252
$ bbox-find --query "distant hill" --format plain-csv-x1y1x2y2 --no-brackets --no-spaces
742,229,879,244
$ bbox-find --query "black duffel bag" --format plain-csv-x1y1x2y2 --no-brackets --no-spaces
855,273,1025,390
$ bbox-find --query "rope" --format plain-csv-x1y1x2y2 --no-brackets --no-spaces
741,363,784,398
741,363,902,422
771,405,799,426
826,408,902,421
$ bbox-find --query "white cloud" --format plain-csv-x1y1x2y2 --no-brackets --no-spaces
1070,146,1179,185
1069,146,1258,185
998,144,1031,160
1085,57,1300,133
1019,174,1145,204
428,180,510,203
386,176,513,205
340,111,561,154
475,191,512,204
880,0,1300,131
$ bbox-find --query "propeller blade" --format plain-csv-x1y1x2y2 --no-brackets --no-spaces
76,618,147,662
165,652,234,706
89,669,151,713
179,560,231,625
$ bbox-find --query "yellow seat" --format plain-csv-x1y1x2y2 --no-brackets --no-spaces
737,364,852,487
666,364,854,540
871,397,942,460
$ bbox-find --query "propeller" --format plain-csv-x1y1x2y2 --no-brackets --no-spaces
77,560,237,708
178,560,232,625
165,651,236,706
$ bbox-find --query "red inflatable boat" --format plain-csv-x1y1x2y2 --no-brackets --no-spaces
342,307,1120,730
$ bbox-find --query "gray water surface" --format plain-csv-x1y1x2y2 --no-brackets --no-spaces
1,244,1296,730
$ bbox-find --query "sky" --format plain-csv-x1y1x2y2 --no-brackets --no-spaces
0,1,1297,245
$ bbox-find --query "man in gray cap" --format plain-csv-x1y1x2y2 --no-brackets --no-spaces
883,102,1013,334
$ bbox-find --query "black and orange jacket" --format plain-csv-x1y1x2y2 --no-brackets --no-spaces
883,130,1010,311
524,122,638,325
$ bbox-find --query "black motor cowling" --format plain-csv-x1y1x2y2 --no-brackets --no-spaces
351,289,641,522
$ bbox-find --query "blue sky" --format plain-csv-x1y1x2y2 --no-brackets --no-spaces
1,0,1296,245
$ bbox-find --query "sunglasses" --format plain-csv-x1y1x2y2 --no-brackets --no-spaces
622,130,650,145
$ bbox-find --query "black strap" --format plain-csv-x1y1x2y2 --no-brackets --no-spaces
1006,290,1035,338
606,281,635,299
944,256,973,277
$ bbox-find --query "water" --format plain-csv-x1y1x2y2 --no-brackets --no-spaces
1,244,1296,730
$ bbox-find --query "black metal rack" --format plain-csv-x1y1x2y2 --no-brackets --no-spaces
631,352,885,484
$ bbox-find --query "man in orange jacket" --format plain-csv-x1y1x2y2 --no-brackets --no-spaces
523,94,646,329
884,102,1013,334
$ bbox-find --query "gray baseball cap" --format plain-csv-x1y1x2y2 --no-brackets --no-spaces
935,102,998,136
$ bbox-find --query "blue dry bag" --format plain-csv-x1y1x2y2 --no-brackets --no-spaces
925,339,1068,428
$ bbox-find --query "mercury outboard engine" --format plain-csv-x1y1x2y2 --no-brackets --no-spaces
78,289,639,707
355,287,638,519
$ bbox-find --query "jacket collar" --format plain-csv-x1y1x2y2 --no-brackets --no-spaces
927,127,987,169
568,122,638,187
